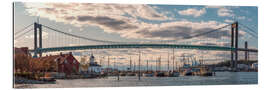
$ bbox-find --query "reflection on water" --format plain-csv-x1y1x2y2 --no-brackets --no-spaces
28,72,258,88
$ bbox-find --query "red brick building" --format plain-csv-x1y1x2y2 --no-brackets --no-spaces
14,47,30,56
31,52,80,75
14,47,80,75
55,52,80,75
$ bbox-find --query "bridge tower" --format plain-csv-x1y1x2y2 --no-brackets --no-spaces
33,22,42,58
245,41,249,61
231,21,239,71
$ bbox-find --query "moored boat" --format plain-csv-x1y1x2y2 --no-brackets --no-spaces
155,72,165,77
126,72,136,76
143,72,154,77
170,72,180,77
119,73,126,76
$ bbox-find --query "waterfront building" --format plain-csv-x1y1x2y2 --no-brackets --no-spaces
30,52,80,76
14,47,31,56
79,56,88,73
87,54,102,74
56,52,80,75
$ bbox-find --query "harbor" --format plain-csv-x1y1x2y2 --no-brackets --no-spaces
14,72,258,88
14,48,258,88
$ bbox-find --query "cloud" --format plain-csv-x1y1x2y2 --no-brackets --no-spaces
217,8,234,17
205,6,239,18
205,6,224,9
237,16,246,20
76,15,139,31
224,19,234,23
23,3,245,42
130,20,232,40
24,3,169,21
178,8,206,17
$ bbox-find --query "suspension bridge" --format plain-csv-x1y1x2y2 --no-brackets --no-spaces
14,21,258,70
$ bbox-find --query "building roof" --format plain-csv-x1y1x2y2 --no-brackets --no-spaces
32,52,80,65
14,47,29,56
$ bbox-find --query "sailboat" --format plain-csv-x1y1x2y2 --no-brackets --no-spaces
126,56,136,76
168,49,180,77
143,60,154,77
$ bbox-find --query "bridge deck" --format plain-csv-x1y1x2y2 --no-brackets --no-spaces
29,44,258,53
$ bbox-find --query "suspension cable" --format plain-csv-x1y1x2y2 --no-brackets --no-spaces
42,23,231,44
42,24,125,44
238,23,257,34
14,23,34,35
239,26,258,38
15,28,33,39
183,24,231,39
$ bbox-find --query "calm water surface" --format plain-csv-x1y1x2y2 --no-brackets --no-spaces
27,72,258,88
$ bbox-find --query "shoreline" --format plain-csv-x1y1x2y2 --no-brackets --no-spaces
14,72,258,88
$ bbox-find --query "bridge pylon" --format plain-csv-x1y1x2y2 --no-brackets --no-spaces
245,41,249,61
33,22,42,58
231,21,239,71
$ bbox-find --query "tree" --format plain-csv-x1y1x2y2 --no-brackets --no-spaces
14,53,31,72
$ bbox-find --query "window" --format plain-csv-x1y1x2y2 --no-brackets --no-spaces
64,59,68,64
73,60,76,64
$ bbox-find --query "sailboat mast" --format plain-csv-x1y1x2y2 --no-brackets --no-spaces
156,57,158,71
159,55,161,71
134,61,136,72
147,60,149,72
130,56,132,71
172,48,175,71
167,51,170,71
107,56,110,68
138,49,141,80
100,56,102,66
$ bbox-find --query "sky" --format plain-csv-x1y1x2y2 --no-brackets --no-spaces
14,2,258,70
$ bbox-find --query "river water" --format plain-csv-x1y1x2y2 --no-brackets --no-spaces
25,72,258,88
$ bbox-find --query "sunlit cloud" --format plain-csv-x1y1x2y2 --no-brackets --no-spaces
24,3,240,41
178,8,206,17
217,8,234,17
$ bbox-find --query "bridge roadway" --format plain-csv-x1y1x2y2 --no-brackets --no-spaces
29,44,258,53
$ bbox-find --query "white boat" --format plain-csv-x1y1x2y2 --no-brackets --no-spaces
143,72,154,77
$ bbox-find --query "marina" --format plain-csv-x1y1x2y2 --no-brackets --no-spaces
15,72,258,88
